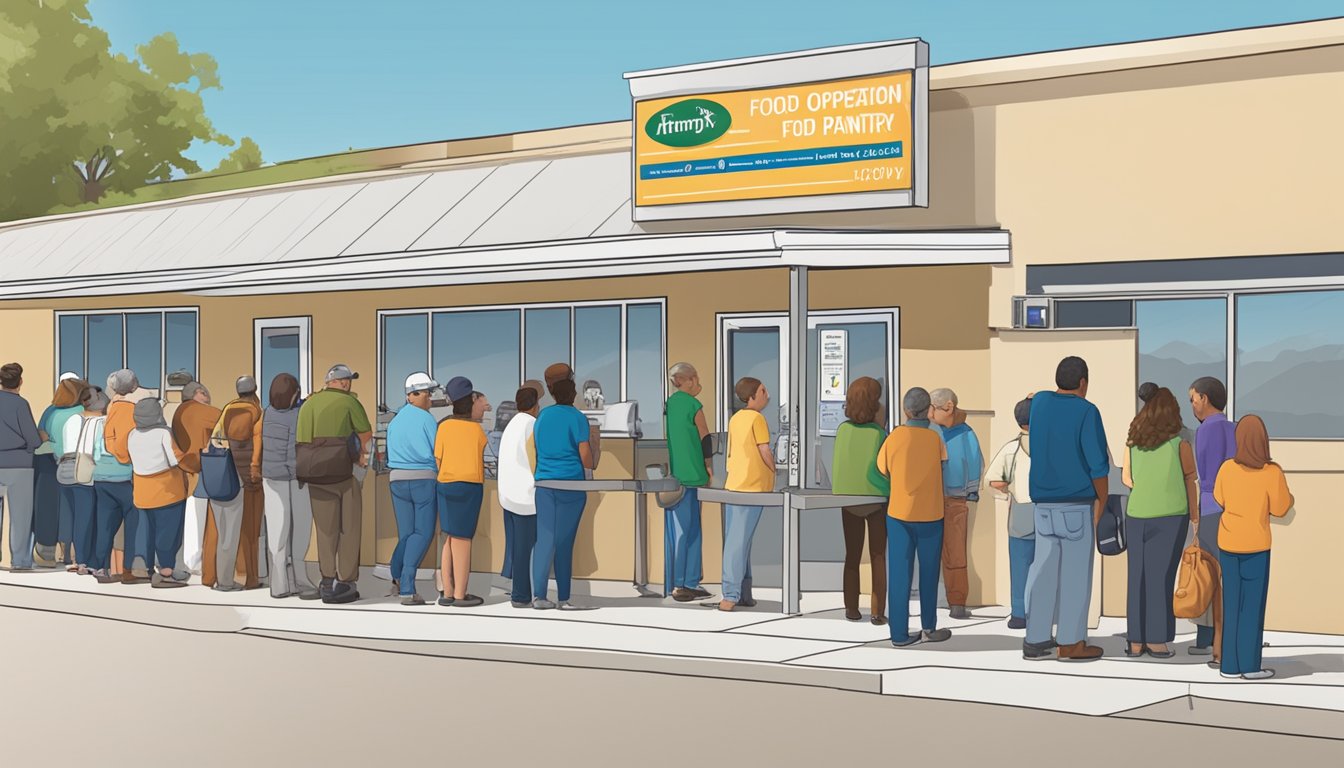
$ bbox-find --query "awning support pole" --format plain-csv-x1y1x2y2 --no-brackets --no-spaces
783,265,808,616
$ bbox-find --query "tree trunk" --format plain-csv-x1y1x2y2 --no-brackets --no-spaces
80,179,105,204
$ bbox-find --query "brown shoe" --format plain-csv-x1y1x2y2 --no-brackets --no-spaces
1057,640,1103,661
718,600,736,612
121,572,149,585
671,587,696,603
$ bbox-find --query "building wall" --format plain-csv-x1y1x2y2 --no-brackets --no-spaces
3,264,999,602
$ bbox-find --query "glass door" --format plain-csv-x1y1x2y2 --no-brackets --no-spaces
254,317,311,407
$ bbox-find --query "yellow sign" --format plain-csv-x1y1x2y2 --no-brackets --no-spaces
634,71,914,207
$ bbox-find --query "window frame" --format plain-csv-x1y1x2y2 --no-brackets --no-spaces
377,298,667,423
53,307,200,396
1032,284,1344,441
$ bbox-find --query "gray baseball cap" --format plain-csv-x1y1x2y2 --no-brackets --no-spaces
325,364,359,382
236,375,257,395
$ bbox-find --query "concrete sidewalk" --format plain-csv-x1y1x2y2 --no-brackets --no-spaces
2,567,1341,728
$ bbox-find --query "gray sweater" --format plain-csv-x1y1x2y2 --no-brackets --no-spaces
0,391,41,469
261,405,300,480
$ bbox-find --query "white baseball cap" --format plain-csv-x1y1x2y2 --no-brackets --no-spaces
404,371,440,395
59,371,80,382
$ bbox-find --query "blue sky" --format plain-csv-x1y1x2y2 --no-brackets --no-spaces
88,0,1344,171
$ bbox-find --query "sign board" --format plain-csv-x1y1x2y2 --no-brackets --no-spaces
626,38,928,221
820,329,847,401
818,401,845,437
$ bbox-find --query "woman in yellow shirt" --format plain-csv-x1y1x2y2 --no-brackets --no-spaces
434,376,490,608
1212,415,1293,681
719,377,775,612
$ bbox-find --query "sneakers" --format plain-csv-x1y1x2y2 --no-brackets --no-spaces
322,581,360,604
297,588,323,601
1242,669,1276,680
671,587,696,603
437,595,455,607
1057,640,1104,661
511,601,531,609
949,606,972,620
1220,672,1242,679
557,600,586,611
213,583,244,593
1188,645,1213,656
1007,616,1027,630
401,594,427,606
453,595,484,608
150,572,188,589
533,598,557,610
891,633,921,647
1023,639,1056,660
922,628,952,643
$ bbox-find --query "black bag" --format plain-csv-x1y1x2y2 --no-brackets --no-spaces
1096,494,1127,556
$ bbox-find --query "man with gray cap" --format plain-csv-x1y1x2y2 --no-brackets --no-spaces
171,379,220,577
297,364,373,603
202,375,264,591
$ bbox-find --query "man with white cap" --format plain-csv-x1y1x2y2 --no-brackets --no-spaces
297,364,373,603
385,371,440,606
202,375,264,592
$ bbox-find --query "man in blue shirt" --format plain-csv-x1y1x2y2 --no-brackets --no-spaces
929,388,982,620
1024,356,1109,662
386,372,440,606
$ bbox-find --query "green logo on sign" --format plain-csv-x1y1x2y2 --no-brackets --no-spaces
645,99,731,147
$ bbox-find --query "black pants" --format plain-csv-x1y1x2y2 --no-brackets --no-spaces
1126,514,1189,645
507,511,537,604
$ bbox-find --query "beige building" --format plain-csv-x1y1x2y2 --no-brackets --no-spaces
1,19,1340,632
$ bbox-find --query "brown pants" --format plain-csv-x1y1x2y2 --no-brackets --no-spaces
201,486,263,589
942,496,970,606
309,479,361,584
842,504,888,617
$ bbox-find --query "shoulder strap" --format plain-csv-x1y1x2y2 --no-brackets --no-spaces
1006,436,1022,484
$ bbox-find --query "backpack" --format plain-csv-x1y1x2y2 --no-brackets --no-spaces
1095,494,1127,555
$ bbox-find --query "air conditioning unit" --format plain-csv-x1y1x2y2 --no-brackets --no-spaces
1013,296,1052,329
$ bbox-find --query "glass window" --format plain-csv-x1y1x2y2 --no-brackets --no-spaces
433,309,520,427
574,306,620,408
164,312,197,381
85,315,123,395
58,315,85,379
258,328,301,409
1054,299,1133,328
1136,299,1227,431
125,314,163,396
625,303,664,439
1235,290,1344,438
381,314,428,413
525,308,570,407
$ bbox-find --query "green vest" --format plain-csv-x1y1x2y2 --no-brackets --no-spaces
1128,436,1187,518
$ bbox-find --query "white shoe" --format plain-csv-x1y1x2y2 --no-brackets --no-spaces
1242,669,1276,680
533,598,556,610
1219,672,1242,680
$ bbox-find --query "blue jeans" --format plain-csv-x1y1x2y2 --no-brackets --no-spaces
93,481,137,572
664,487,703,591
888,516,944,641
143,501,186,572
1220,549,1270,675
390,479,437,597
1026,502,1095,646
533,488,585,602
1008,535,1036,620
501,508,515,579
721,504,762,603
67,484,98,568
506,511,537,603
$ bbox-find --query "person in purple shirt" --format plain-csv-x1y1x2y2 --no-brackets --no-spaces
1188,376,1237,655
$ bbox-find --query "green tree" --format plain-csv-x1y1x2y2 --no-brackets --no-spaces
214,136,264,174
0,0,243,222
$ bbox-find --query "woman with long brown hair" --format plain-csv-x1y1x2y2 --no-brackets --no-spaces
46,376,90,566
1121,387,1198,658
1212,415,1292,680
832,377,888,625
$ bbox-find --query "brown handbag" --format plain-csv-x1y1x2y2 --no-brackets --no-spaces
1173,541,1224,660
296,436,354,485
